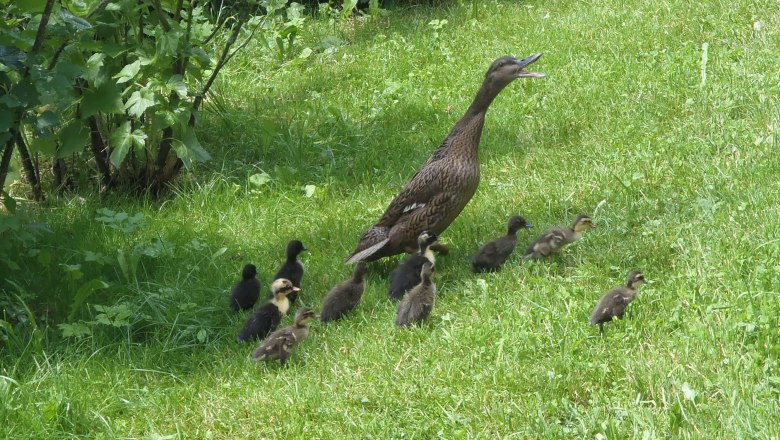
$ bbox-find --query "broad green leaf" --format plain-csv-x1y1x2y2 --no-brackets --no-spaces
131,128,147,148
181,126,210,163
34,110,58,134
157,28,181,57
81,81,123,117
15,0,47,13
59,322,92,338
124,87,156,118
166,75,187,98
0,107,12,132
28,133,57,156
114,59,141,84
0,45,26,71
109,121,132,167
303,184,316,197
83,53,106,85
68,278,109,321
57,8,92,31
249,172,271,188
2,191,16,213
57,120,89,157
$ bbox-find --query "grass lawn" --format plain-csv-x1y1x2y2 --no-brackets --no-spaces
3,0,780,438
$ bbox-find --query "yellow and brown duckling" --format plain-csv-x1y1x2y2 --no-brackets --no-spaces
236,278,299,343
522,215,595,260
229,264,262,312
272,240,306,304
251,306,318,365
471,215,533,273
589,270,645,335
320,263,368,323
395,262,436,327
388,231,439,300
345,54,545,264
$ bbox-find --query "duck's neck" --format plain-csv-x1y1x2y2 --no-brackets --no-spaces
445,78,509,157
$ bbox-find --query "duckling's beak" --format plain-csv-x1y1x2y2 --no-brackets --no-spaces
291,286,301,292
525,223,534,228
515,52,544,78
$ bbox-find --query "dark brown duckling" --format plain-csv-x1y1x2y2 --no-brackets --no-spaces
471,215,534,273
251,306,318,365
236,278,298,343
395,262,436,327
388,231,439,300
272,240,306,304
320,263,368,323
345,53,545,264
522,215,595,260
229,264,262,312
589,270,645,335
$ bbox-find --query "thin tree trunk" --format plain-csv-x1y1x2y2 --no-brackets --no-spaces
87,116,112,191
0,136,15,194
16,133,44,201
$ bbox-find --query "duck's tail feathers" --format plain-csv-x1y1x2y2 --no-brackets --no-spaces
345,238,389,264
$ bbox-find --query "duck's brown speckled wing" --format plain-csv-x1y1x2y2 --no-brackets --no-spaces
589,287,631,325
251,327,307,362
375,158,445,228
522,227,567,259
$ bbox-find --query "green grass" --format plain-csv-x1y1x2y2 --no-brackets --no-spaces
3,0,780,437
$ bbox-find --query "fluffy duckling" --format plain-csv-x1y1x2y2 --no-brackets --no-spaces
589,270,645,335
522,215,595,260
320,263,368,323
229,264,262,312
471,215,533,273
236,278,299,343
395,262,436,327
272,240,306,304
251,306,318,365
388,231,439,300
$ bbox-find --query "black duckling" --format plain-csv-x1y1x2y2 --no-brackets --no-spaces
229,264,262,312
589,270,645,335
272,240,306,304
522,215,595,260
345,54,545,264
395,262,436,327
387,231,439,300
251,306,318,365
320,263,368,323
236,278,298,343
471,215,534,273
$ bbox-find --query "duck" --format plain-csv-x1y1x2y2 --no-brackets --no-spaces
251,306,318,365
395,262,436,327
345,53,545,264
229,264,262,312
589,270,645,335
470,215,533,273
272,240,306,304
236,278,299,343
388,231,439,300
320,263,368,323
522,215,595,260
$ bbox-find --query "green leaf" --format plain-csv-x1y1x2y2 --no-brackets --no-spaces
34,110,59,134
83,53,106,85
303,184,316,197
59,322,92,338
57,8,92,31
172,126,210,168
57,120,89,157
15,0,47,13
68,278,109,322
109,121,133,167
28,133,57,156
249,172,271,188
166,75,187,98
2,191,17,213
81,81,123,117
0,45,26,71
124,88,156,117
114,59,141,84
157,28,182,57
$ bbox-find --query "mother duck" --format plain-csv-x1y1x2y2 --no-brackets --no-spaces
345,53,544,264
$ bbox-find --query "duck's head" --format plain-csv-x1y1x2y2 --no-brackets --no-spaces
352,262,368,281
241,263,257,280
286,240,306,258
507,215,534,234
420,261,435,280
417,231,439,250
486,53,545,87
626,270,645,289
294,306,318,326
270,278,300,299
572,215,595,233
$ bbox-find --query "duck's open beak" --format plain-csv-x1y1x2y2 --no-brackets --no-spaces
516,52,544,78
525,223,534,228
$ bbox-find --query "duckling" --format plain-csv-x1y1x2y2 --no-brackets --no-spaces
388,231,438,300
345,53,545,264
589,270,645,335
251,306,318,365
522,215,595,260
272,240,306,304
471,215,534,273
320,263,368,323
229,264,262,312
236,278,299,343
395,262,436,327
